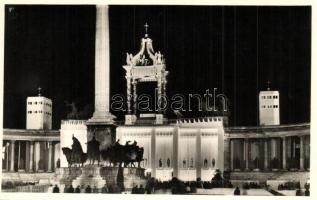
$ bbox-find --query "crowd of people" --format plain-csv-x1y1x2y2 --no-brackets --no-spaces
277,181,300,190
52,184,121,193
277,182,310,196
242,182,264,189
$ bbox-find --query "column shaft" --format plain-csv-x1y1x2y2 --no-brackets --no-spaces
157,73,162,112
282,137,287,170
126,75,131,114
300,136,305,170
29,141,34,172
34,141,40,172
230,140,234,170
133,80,137,115
10,141,15,172
90,5,115,122
244,139,249,170
17,141,21,170
151,128,156,178
47,142,53,172
172,128,179,178
264,139,268,169
196,129,202,178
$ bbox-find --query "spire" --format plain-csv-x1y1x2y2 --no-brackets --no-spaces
38,87,42,96
144,22,149,38
266,80,271,91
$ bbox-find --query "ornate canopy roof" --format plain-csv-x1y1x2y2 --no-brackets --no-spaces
125,24,165,67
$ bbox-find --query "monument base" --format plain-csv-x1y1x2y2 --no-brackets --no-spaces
72,166,106,188
85,122,117,151
54,166,146,190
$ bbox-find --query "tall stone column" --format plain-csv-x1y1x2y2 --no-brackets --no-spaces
244,139,249,171
86,5,117,152
10,140,15,172
132,79,137,115
89,5,115,124
156,72,162,113
230,140,234,170
282,137,287,170
126,74,132,114
47,141,53,172
172,128,179,178
34,141,40,172
300,136,305,171
151,128,156,178
196,129,202,178
264,139,268,170
29,141,34,172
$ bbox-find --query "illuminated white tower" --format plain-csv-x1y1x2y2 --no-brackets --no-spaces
259,81,280,126
26,87,52,130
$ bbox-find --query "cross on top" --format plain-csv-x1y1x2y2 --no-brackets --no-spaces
38,87,42,96
144,22,149,37
266,80,271,91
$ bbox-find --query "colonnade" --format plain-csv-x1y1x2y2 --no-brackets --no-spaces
229,135,310,171
3,140,60,173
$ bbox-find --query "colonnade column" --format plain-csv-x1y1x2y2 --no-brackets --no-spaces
34,141,40,172
10,140,15,172
196,129,202,178
47,141,53,172
244,139,249,171
230,140,234,170
29,141,34,172
300,136,305,171
282,137,287,170
126,74,131,114
132,79,137,115
157,72,162,113
151,128,156,178
172,128,179,178
264,139,268,170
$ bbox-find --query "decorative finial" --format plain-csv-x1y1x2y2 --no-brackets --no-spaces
38,87,42,96
266,81,271,91
144,22,149,38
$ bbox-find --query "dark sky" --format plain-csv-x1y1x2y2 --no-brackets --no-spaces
3,5,311,129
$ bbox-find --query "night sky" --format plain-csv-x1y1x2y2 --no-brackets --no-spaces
3,5,311,129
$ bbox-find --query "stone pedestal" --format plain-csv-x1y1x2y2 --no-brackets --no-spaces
86,124,116,151
55,166,146,190
72,166,107,188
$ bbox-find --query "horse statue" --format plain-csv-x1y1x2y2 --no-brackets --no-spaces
86,134,100,165
62,135,87,168
101,140,144,168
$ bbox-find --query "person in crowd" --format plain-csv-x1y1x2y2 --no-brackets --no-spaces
85,185,92,193
64,185,69,193
185,183,191,193
234,187,241,195
108,185,113,193
47,184,53,193
80,185,85,193
296,188,302,196
68,185,74,193
305,188,310,196
138,185,145,194
75,185,81,193
132,185,138,194
52,184,60,193
93,185,99,193
101,184,108,193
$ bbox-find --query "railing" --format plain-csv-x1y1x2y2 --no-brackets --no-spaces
61,120,87,125
2,185,49,193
